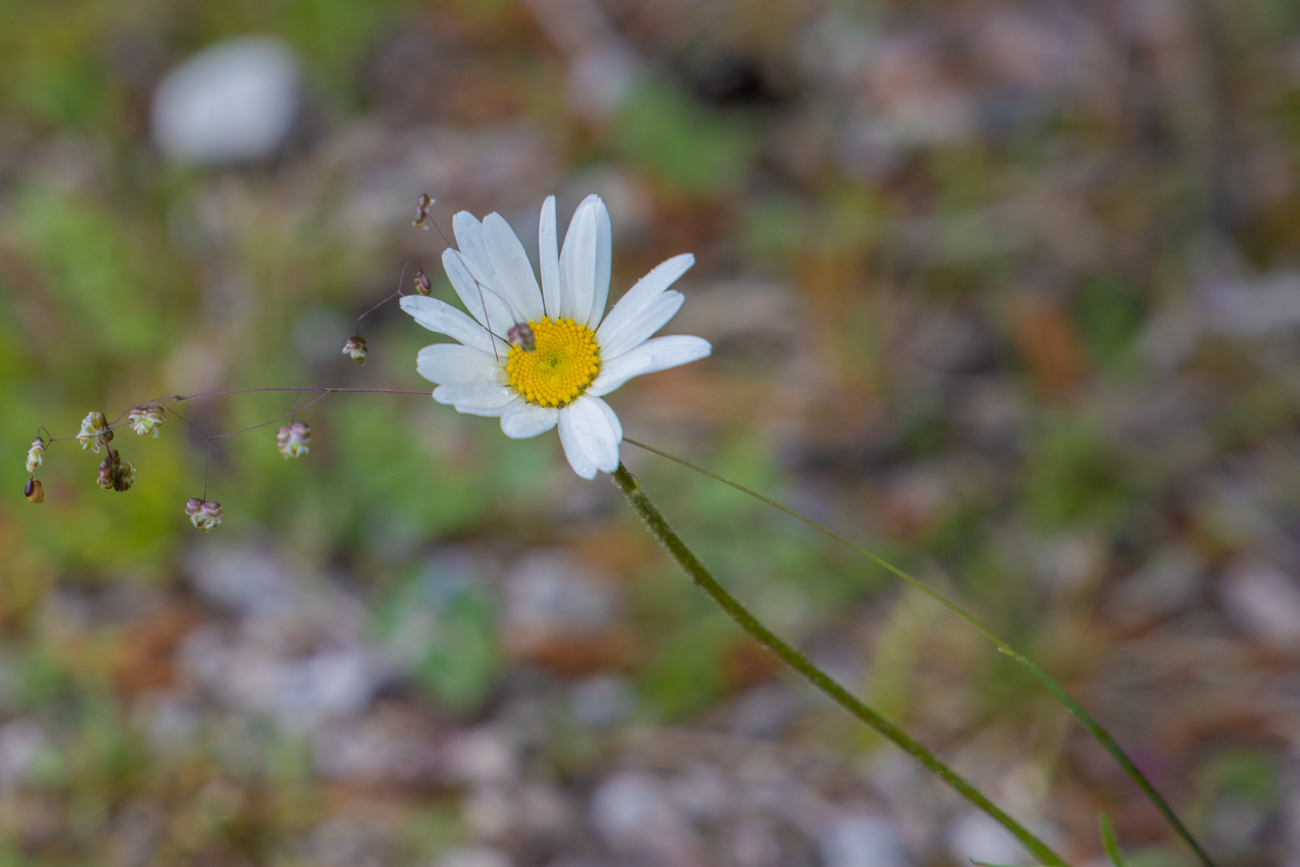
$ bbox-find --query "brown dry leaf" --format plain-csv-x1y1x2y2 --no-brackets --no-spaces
1011,293,1089,398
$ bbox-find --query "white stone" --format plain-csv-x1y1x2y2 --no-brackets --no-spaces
152,35,299,164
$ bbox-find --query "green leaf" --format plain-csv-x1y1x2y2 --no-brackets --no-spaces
1099,812,1127,867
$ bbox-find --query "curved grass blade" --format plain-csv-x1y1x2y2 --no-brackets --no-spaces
624,437,1215,867
612,465,1069,867
1099,812,1128,867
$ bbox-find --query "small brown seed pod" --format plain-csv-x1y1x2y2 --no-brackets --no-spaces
25,478,44,503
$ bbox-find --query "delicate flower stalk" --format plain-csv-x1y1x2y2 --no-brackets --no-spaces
185,498,222,531
276,422,311,459
608,464,1068,867
24,478,44,503
343,336,368,364
624,437,1216,867
25,437,44,473
77,412,112,453
129,405,166,437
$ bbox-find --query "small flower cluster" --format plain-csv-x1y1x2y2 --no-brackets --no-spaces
97,448,136,492
129,405,166,437
77,411,112,453
185,498,222,531
26,437,44,473
342,336,367,365
276,422,311,459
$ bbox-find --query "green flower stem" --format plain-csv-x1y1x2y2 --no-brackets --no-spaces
623,438,1215,867
611,464,1068,867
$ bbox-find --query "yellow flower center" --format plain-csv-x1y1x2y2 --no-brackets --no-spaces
505,317,601,407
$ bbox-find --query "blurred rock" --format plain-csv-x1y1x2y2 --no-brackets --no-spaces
152,36,299,164
571,674,636,728
819,813,911,867
313,706,439,784
0,719,47,790
503,550,628,674
590,772,695,862
442,728,518,785
1221,559,1300,650
729,817,783,867
435,846,513,867
728,683,804,737
1110,545,1205,626
944,811,1026,866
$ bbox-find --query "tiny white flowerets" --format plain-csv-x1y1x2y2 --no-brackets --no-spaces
401,194,711,479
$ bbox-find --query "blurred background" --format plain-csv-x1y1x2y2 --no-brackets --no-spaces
2,0,1300,864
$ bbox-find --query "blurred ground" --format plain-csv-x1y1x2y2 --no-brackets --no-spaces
3,0,1300,864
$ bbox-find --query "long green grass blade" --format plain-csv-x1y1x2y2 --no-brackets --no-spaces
1099,812,1127,867
624,438,1215,867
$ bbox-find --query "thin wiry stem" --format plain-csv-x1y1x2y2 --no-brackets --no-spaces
38,387,431,444
623,438,1216,867
610,464,1069,867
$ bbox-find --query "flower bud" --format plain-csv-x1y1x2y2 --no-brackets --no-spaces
412,193,435,229
25,479,44,503
98,448,120,490
185,498,223,531
25,437,44,473
507,322,536,352
77,411,112,453
97,449,135,492
129,405,166,438
414,268,432,296
343,336,367,365
276,422,311,459
115,459,137,492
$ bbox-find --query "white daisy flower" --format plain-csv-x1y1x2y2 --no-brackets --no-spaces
400,194,711,479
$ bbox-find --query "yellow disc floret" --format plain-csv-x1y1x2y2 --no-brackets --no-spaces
505,317,601,407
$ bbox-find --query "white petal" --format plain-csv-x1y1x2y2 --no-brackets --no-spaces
416,343,501,385
596,254,693,345
453,212,501,293
559,202,596,324
401,296,497,355
538,195,562,319
558,395,621,478
483,212,544,322
558,413,598,479
595,291,685,359
586,195,612,329
500,402,559,439
433,383,519,417
442,249,512,345
589,335,711,396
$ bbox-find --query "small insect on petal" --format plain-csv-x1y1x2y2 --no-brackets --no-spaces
412,193,435,230
343,335,368,364
414,268,432,296
507,323,536,353
25,478,44,503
